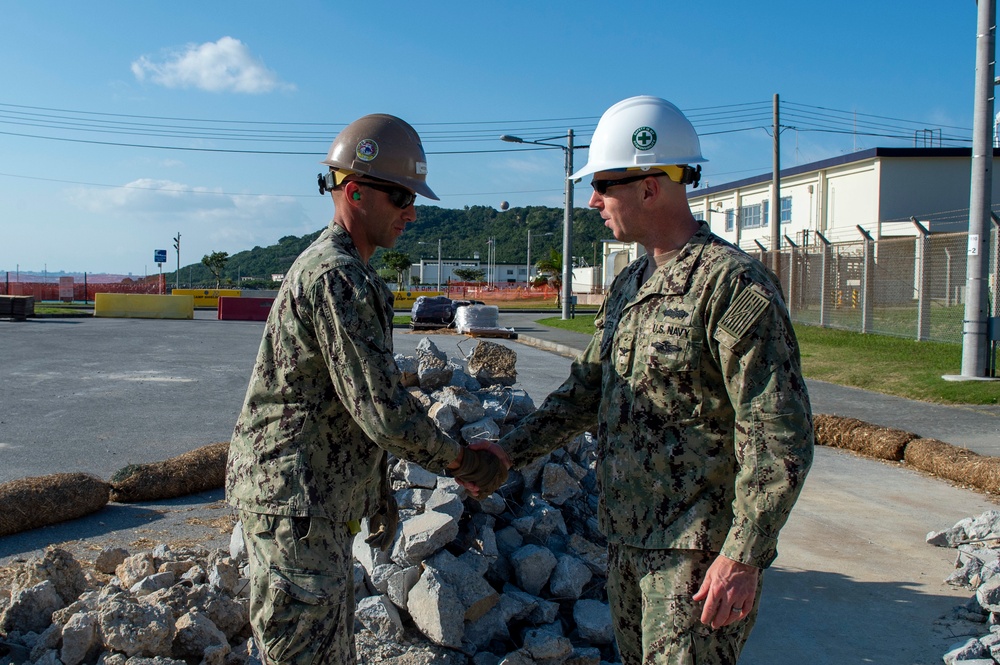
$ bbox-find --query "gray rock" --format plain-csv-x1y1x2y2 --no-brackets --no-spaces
172,610,229,661
356,594,405,642
13,548,88,606
406,568,465,649
467,341,517,387
944,637,990,664
1,580,64,633
432,386,486,424
398,459,440,489
418,355,454,391
978,575,1000,612
229,521,247,562
424,550,499,622
394,510,460,566
395,353,419,387
426,488,465,520
416,337,448,362
429,401,459,432
523,627,573,661
460,416,501,444
541,463,582,506
130,572,176,598
549,555,593,600
97,596,175,657
386,565,420,610
573,599,614,644
95,548,130,575
510,545,557,596
116,553,156,589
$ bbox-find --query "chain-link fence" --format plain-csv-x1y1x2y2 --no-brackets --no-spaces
744,225,999,349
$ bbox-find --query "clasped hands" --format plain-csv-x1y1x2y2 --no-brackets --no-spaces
448,439,512,500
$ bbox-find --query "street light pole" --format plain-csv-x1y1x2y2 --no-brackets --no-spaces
562,129,575,319
500,130,587,319
437,238,442,293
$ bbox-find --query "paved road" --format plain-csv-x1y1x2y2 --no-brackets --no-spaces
1,311,997,663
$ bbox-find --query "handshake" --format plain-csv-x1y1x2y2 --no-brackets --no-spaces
448,441,512,500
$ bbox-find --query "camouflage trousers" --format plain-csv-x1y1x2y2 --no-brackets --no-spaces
606,545,763,665
240,511,356,665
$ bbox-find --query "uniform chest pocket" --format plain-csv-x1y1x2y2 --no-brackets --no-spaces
630,328,704,421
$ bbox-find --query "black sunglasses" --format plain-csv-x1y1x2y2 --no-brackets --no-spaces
591,171,669,195
356,180,417,209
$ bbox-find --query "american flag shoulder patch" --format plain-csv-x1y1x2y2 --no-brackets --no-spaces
718,284,771,340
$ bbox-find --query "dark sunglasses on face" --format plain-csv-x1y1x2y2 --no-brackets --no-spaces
357,180,417,209
590,171,669,195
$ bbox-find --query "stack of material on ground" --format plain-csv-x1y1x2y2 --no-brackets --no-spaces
455,305,515,339
0,339,619,664
929,510,1000,664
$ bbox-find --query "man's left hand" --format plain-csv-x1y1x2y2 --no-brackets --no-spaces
692,555,759,629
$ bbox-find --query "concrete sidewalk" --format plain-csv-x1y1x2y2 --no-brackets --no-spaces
499,311,1000,454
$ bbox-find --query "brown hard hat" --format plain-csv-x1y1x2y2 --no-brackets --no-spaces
321,113,438,200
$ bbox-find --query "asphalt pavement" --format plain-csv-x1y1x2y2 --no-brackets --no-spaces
2,310,999,664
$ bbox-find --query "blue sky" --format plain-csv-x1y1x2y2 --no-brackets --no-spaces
0,1,986,275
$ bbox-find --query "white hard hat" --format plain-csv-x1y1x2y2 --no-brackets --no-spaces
571,96,706,181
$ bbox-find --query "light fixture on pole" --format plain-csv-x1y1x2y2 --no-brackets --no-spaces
501,131,587,319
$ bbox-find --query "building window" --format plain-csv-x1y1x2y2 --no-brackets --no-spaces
725,209,734,232
692,211,704,221
762,201,769,227
781,196,792,224
740,204,762,229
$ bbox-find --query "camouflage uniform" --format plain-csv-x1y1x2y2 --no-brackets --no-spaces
499,222,813,665
227,222,461,664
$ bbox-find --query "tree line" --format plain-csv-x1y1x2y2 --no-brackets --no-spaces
166,204,611,288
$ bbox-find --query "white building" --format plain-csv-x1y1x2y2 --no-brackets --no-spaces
412,258,531,286
687,147,1000,248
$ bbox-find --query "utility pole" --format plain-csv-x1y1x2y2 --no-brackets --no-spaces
562,129,575,319
771,94,782,283
173,232,181,290
952,0,996,379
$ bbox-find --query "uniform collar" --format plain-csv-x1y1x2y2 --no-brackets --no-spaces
328,221,367,264
634,222,713,297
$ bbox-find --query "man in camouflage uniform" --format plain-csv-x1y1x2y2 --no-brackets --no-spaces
494,97,814,664
226,114,506,665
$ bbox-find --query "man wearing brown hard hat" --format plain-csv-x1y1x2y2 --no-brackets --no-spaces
226,113,508,664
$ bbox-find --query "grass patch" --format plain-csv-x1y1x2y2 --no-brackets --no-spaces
533,316,1000,406
794,325,1000,405
535,315,598,335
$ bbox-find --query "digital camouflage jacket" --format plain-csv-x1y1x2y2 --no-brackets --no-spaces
499,223,813,568
226,222,461,521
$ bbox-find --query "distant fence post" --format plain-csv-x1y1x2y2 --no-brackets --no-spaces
816,232,832,328
858,225,875,334
912,217,931,341
783,235,797,318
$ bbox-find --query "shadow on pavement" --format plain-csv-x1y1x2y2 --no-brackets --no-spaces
0,489,228,563
742,567,974,665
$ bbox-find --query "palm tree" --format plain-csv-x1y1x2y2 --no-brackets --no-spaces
534,249,563,304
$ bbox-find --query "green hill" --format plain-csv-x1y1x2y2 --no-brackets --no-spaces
166,205,610,288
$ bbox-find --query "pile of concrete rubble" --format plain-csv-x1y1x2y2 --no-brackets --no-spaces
0,339,620,665
929,510,1000,664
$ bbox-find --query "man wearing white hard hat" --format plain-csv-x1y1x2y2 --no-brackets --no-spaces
493,96,814,664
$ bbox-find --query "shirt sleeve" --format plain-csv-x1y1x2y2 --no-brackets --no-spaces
498,330,604,469
311,266,461,473
711,273,815,568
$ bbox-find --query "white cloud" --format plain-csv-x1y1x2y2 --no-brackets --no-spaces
68,179,314,252
131,37,294,94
